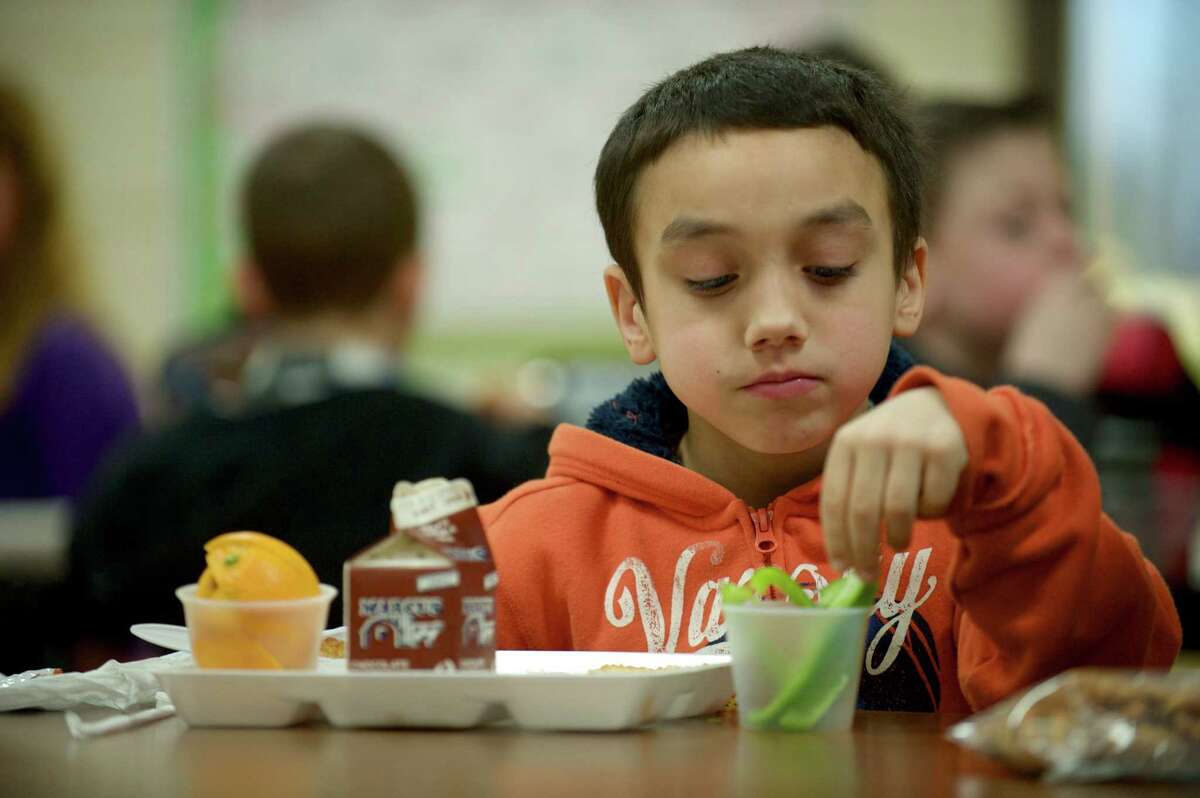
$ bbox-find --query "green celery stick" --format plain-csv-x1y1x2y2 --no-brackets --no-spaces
747,566,814,606
776,674,849,730
818,571,874,609
816,577,850,607
720,581,755,607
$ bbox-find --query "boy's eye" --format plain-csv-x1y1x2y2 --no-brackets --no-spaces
685,274,737,293
804,265,855,284
997,212,1033,240
1059,195,1075,220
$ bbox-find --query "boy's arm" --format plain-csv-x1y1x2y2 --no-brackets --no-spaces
893,367,1182,711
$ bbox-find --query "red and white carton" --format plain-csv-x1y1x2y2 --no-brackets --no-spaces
344,478,496,671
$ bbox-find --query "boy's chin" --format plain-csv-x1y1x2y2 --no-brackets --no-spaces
744,441,827,458
724,426,833,458
688,406,842,458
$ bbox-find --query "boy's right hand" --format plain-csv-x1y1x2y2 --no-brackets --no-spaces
819,387,968,580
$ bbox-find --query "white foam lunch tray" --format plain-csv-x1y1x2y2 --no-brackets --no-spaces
153,650,732,731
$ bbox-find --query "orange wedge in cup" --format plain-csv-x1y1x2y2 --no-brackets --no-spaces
184,531,327,669
196,531,319,600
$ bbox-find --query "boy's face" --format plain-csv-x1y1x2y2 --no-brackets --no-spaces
927,129,1083,347
606,127,924,456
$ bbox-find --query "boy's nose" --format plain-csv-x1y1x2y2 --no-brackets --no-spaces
1048,214,1085,271
744,282,808,350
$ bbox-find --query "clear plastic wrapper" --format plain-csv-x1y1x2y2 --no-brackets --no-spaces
0,668,61,690
947,668,1200,783
0,652,192,712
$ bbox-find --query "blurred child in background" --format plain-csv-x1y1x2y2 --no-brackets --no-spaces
913,98,1200,643
65,124,552,669
0,81,140,677
153,313,270,422
0,82,139,502
912,98,1111,441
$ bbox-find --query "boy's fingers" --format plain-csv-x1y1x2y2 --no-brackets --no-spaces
820,438,852,572
883,447,921,550
846,446,886,579
918,447,962,517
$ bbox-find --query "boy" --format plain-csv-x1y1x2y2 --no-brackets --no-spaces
480,48,1181,713
67,124,551,667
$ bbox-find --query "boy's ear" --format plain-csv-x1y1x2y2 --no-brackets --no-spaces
603,264,656,365
233,260,275,319
892,237,927,337
918,245,945,323
386,254,425,326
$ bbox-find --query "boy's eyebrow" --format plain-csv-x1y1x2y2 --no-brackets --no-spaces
660,217,736,245
659,200,873,246
802,200,874,230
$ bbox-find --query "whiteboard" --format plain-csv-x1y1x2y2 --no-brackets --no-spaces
217,0,838,331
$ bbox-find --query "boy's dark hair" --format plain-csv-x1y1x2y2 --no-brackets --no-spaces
242,124,419,316
595,46,922,302
795,39,896,88
917,97,1052,228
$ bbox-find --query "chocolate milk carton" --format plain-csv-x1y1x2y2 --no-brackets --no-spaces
344,478,496,671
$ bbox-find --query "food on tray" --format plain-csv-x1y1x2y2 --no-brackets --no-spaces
197,531,319,600
320,636,345,658
344,478,497,671
179,531,334,670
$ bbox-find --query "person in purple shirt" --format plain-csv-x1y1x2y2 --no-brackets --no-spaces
0,81,139,503
0,316,140,500
0,82,139,675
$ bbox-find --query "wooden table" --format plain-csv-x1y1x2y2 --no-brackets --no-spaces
0,710,1187,797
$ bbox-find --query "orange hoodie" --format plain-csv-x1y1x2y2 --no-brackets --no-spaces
481,366,1182,712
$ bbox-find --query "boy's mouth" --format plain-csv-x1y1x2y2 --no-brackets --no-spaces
743,370,822,399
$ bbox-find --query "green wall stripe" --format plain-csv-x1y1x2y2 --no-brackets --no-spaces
178,0,225,332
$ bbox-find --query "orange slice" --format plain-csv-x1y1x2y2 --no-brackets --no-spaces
196,531,319,600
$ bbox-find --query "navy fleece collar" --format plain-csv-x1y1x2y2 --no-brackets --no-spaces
585,341,917,461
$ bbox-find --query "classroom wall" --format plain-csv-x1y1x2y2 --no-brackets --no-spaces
0,0,1028,385
0,0,181,378
846,0,1026,101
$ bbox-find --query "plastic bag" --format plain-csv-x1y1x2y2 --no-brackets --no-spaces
0,652,192,712
947,668,1200,783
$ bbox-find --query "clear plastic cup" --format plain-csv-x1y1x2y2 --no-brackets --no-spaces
176,584,337,670
723,602,871,731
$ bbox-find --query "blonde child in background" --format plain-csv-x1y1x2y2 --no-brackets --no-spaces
481,48,1180,713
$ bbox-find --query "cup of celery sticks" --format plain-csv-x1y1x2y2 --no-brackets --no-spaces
721,567,875,732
